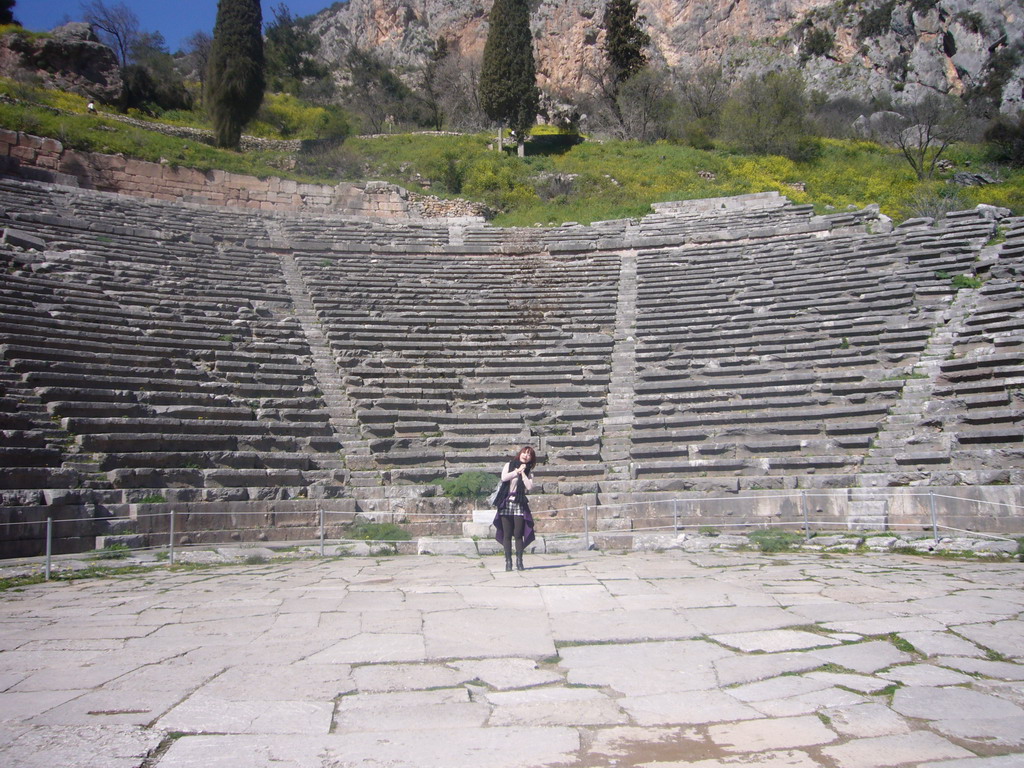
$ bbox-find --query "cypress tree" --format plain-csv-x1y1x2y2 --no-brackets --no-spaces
479,0,539,155
602,0,650,83
1,0,19,26
206,0,265,149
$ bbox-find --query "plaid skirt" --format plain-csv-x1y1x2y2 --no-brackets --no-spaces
499,498,525,517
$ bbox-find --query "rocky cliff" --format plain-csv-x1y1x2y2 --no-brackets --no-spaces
309,0,1024,112
0,23,121,103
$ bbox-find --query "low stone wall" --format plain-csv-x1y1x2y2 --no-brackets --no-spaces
0,129,417,218
99,113,303,153
608,486,1024,537
408,192,494,219
4,484,1020,559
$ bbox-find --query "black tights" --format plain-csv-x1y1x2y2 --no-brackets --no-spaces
501,515,524,557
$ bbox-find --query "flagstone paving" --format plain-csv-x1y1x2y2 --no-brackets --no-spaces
0,549,1021,767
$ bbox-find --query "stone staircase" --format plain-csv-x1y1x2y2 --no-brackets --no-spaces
599,247,637,506
862,290,979,476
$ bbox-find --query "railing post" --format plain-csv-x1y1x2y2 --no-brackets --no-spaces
169,509,175,565
584,505,591,550
45,517,52,581
802,491,810,541
319,506,325,557
673,498,679,531
929,491,938,543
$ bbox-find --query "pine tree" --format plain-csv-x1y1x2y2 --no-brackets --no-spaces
602,0,650,84
205,0,265,149
479,0,539,155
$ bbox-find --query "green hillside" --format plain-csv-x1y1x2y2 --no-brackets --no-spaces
1,78,1021,227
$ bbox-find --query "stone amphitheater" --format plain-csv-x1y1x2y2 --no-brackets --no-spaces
1,157,1023,560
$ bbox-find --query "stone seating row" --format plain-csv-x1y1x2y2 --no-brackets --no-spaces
923,216,1024,463
4,224,614,493
619,216,986,476
2,230,293,313
1,174,1019,556
269,193,826,255
47,184,272,241
0,236,343,504
277,215,451,247
293,248,619,469
307,201,995,483
634,207,817,242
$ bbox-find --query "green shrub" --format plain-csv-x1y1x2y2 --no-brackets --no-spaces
0,24,51,42
427,148,469,193
955,11,986,35
720,70,817,161
317,106,351,141
295,142,365,179
902,184,967,220
121,64,193,114
348,521,412,541
138,494,167,504
251,93,349,140
985,113,1024,168
950,274,983,289
93,543,132,560
433,471,500,500
682,119,716,150
858,1,896,39
747,529,805,553
800,28,835,61
463,153,538,211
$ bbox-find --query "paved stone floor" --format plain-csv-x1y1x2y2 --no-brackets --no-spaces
0,549,1022,768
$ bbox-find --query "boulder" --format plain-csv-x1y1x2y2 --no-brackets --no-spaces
0,23,122,103
974,204,1011,220
853,111,904,140
951,172,996,187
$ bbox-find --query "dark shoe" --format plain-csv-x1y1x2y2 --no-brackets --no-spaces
516,552,525,571
505,555,513,572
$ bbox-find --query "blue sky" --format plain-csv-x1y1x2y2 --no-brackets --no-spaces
16,0,335,54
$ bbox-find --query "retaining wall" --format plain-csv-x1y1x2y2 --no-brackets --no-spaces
5,487,1019,560
0,129,415,217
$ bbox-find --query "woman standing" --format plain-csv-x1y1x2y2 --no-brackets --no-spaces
492,446,537,571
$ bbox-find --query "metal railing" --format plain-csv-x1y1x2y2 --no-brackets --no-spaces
3,488,1021,579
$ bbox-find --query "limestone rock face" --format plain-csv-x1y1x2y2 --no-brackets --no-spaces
791,0,1024,112
309,0,1024,112
308,0,821,93
0,23,122,102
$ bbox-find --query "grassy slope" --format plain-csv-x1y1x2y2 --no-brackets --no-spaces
341,133,1023,227
1,78,1020,226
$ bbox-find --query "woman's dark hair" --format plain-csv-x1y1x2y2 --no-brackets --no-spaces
513,445,537,473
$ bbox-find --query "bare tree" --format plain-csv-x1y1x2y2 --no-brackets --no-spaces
616,67,672,142
676,65,727,125
184,31,213,85
875,93,966,179
433,51,488,132
420,38,450,130
81,0,139,66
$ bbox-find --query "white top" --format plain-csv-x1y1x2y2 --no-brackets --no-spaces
501,462,533,496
